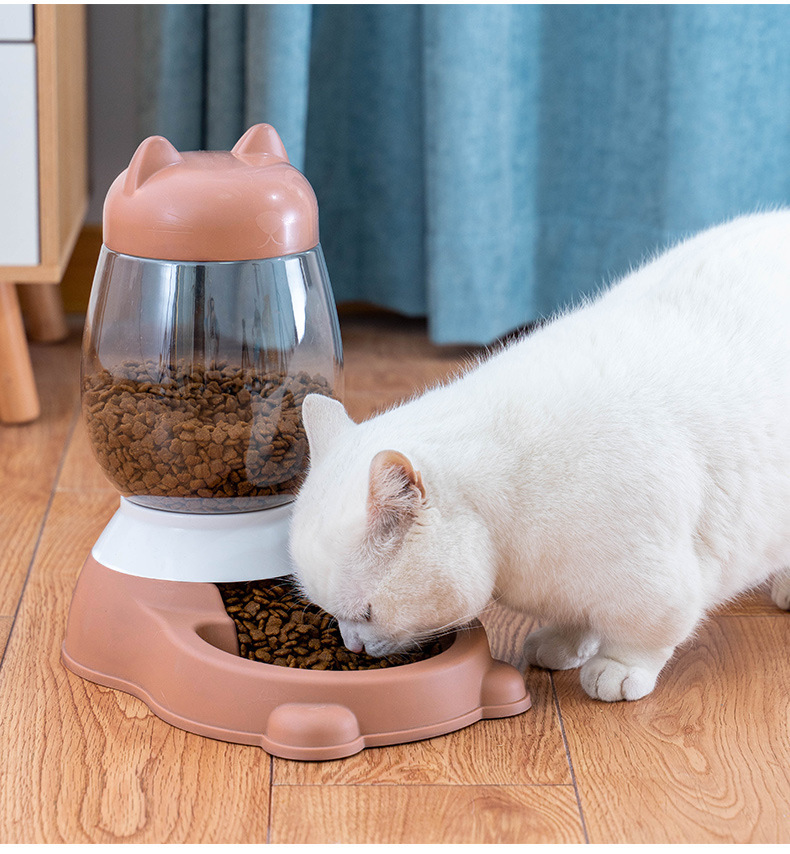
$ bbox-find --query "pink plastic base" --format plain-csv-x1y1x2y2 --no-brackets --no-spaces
62,556,531,760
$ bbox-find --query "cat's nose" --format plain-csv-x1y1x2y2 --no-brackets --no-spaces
345,638,364,653
338,620,364,653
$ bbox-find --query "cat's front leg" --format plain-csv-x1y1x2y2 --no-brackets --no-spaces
576,552,705,701
524,625,600,670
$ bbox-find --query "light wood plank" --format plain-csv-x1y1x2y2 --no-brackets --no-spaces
275,604,563,787
275,667,564,786
34,4,88,274
0,331,80,612
0,490,272,843
0,482,51,611
0,615,12,659
480,600,539,673
555,615,790,843
56,418,117,494
270,784,584,844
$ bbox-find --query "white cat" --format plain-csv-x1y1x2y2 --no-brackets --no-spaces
289,211,790,701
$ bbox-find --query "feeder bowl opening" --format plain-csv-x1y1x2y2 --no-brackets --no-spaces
62,558,531,761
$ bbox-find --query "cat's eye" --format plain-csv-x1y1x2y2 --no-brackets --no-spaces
363,604,372,622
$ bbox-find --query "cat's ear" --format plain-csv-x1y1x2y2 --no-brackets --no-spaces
123,136,183,194
231,123,289,163
367,450,426,542
301,394,354,459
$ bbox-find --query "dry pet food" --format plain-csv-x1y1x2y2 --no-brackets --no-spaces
218,578,446,670
82,361,333,511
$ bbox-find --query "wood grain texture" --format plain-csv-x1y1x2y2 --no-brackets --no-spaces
0,329,80,612
270,784,585,844
56,418,117,494
479,601,539,673
0,490,272,843
555,615,790,843
274,667,565,786
0,616,12,659
34,4,88,275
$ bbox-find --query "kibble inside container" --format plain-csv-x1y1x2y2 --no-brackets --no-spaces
81,248,343,513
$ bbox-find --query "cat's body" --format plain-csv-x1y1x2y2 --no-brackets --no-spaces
289,211,790,701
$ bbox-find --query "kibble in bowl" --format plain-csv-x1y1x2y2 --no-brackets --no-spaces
218,578,447,670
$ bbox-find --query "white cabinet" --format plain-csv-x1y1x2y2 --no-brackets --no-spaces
0,4,34,40
0,4,87,280
0,41,39,265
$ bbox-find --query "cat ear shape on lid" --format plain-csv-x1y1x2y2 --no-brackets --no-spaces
123,136,183,194
231,123,289,163
301,394,354,459
367,450,426,542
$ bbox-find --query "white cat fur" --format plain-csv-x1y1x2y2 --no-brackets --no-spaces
288,211,790,701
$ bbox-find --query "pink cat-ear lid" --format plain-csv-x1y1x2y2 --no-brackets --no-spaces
103,123,319,262
122,135,184,194
231,123,289,162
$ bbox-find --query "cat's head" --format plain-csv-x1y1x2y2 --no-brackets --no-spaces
288,394,496,656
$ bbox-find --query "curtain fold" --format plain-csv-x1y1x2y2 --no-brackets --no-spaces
422,5,541,342
137,4,790,345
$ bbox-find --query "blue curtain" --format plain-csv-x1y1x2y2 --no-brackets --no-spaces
138,4,790,344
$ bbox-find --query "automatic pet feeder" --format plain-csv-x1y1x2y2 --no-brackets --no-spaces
61,124,530,760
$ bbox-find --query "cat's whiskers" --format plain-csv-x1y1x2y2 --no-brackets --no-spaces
409,592,508,646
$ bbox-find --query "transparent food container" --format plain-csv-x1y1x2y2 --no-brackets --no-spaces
82,246,342,513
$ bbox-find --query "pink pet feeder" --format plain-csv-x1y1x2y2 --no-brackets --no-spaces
61,124,531,760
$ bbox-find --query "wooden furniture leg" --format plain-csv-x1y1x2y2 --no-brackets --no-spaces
0,281,40,424
17,282,68,343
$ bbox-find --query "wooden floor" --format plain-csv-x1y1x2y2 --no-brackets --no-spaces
1,311,789,843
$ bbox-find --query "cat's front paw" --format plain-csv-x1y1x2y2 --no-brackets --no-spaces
524,625,599,671
579,655,658,702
